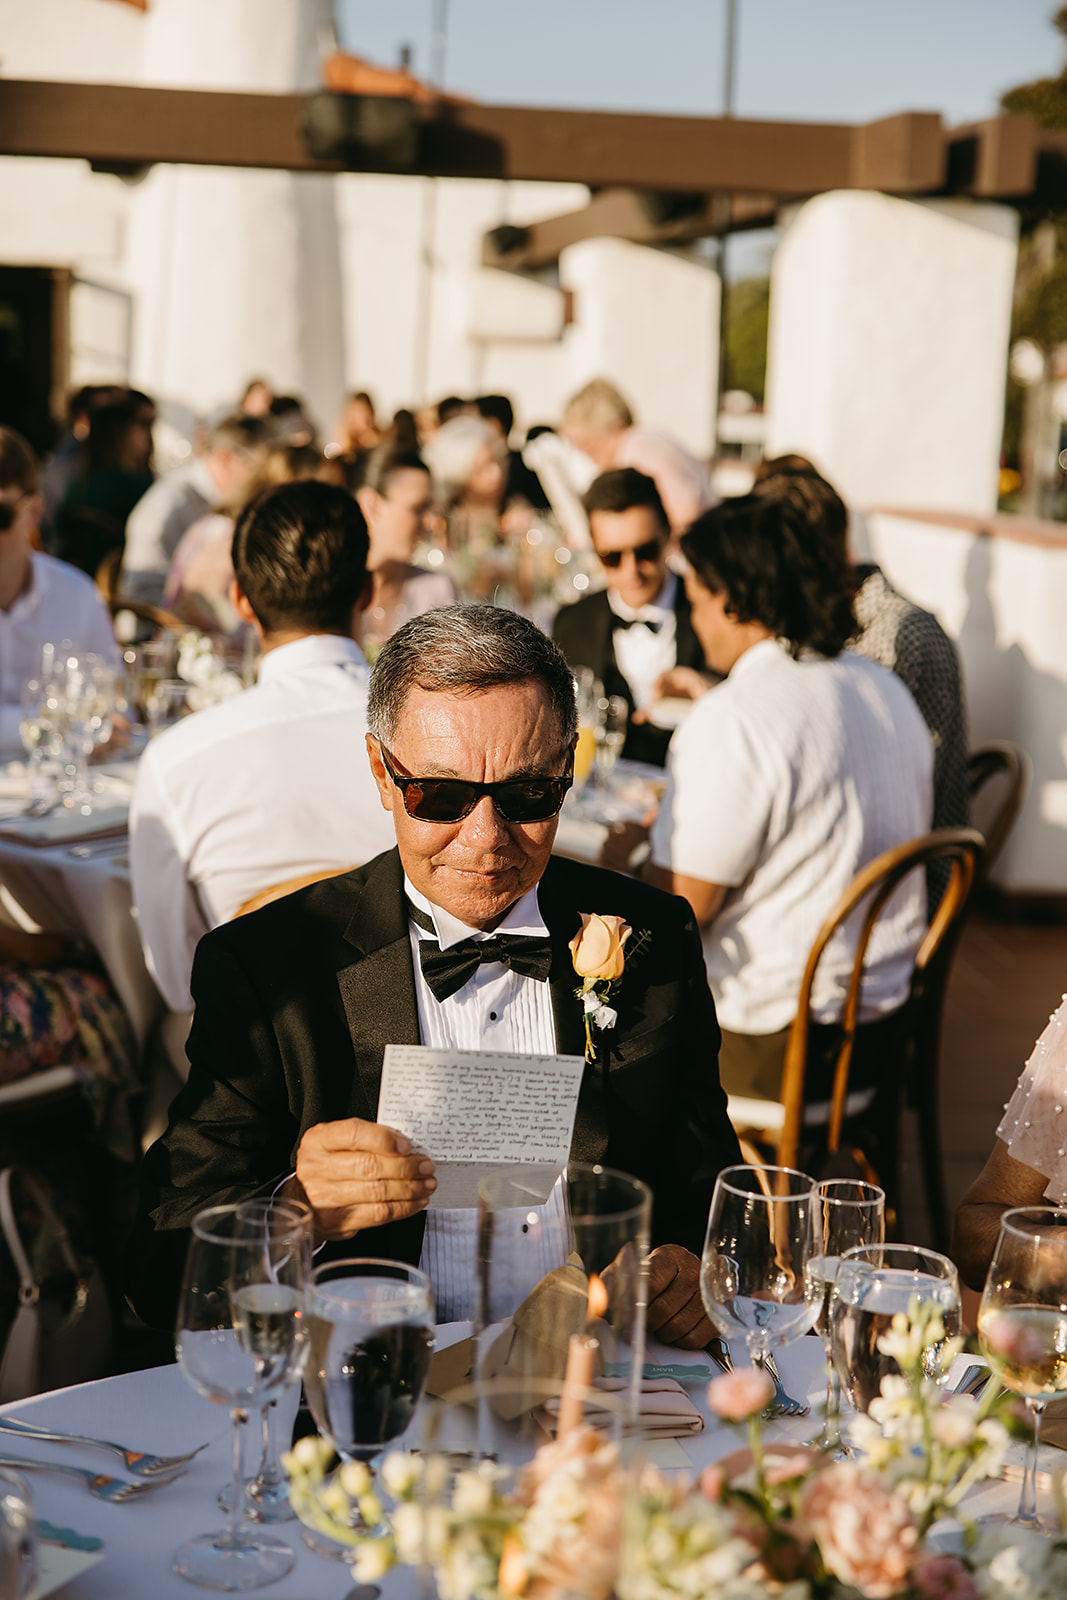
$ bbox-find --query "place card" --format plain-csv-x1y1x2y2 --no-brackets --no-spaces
377,1044,585,1209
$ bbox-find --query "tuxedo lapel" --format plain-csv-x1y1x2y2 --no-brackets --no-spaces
336,849,420,1119
539,859,609,1165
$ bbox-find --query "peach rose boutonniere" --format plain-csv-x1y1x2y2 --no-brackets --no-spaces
569,913,648,1063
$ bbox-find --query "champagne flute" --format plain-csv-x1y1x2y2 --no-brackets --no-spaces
174,1202,309,1590
304,1259,434,1586
593,695,628,791
830,1243,961,1415
699,1164,819,1380
978,1205,1067,1529
805,1180,885,1451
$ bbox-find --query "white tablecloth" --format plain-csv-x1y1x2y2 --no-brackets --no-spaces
0,762,163,1054
0,1338,1037,1600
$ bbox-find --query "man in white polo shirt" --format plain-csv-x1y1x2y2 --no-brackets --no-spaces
649,491,933,1122
129,480,396,1012
0,427,119,759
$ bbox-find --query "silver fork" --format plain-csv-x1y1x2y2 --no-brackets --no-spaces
763,1352,809,1418
0,1415,206,1477
0,1452,178,1503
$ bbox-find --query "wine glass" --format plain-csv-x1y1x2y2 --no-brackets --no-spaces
593,695,628,791
805,1180,885,1450
147,678,191,736
978,1205,1067,1529
237,1199,313,1525
829,1242,961,1416
699,1164,819,1379
174,1202,310,1590
304,1257,434,1578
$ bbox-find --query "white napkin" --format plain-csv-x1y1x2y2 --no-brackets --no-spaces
537,1376,705,1439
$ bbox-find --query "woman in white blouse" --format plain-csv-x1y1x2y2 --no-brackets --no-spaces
954,998,1067,1288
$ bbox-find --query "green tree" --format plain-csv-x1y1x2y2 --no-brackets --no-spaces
1001,5,1067,127
723,275,770,403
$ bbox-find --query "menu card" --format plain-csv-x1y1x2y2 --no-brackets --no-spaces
377,1044,585,1208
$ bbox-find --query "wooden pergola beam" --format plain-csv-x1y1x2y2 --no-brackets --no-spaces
0,78,948,196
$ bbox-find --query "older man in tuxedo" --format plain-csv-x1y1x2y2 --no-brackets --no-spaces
127,607,739,1341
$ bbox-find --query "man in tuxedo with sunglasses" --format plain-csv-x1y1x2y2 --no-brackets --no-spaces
128,606,739,1341
553,468,712,767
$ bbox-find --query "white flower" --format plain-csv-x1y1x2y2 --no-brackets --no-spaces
286,1434,332,1473
591,1002,617,1030
339,1460,373,1498
451,1469,496,1518
931,1402,977,1450
381,1451,424,1499
353,1538,395,1582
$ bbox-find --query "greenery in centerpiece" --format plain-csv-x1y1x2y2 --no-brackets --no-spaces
284,1301,1065,1600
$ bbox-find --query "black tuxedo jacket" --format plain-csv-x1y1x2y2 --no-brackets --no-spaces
126,849,738,1329
552,584,709,767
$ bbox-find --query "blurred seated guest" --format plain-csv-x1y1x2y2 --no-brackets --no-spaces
389,408,420,453
437,394,469,427
562,378,714,535
164,442,335,637
553,469,711,767
121,413,266,608
267,395,317,449
648,492,933,1117
0,428,119,758
953,999,1067,1290
333,390,381,459
355,447,457,653
422,414,513,596
476,393,550,511
0,919,135,1157
239,377,273,418
130,481,396,1013
56,397,155,578
40,385,122,551
752,454,969,845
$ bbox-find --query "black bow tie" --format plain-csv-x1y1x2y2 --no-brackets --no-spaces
612,613,663,633
407,901,553,1003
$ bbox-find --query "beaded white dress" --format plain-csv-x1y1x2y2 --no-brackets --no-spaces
997,997,1067,1201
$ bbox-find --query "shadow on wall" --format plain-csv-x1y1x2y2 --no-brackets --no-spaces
956,533,1067,893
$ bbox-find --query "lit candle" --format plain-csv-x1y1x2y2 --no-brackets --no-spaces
587,1271,609,1323
557,1333,598,1439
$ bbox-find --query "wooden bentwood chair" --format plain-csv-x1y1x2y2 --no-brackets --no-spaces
731,828,985,1252
966,742,1030,878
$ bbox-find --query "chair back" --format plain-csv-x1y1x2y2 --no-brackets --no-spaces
233,865,355,919
777,828,985,1178
967,742,1030,876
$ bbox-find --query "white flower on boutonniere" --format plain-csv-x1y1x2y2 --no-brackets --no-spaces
569,913,649,1063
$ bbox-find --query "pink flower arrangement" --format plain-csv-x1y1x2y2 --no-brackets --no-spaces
910,1553,980,1600
794,1465,918,1598
706,1366,777,1422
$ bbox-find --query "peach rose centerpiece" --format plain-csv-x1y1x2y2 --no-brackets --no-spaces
569,913,636,1063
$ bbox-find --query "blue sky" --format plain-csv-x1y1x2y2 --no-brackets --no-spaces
337,1,1058,126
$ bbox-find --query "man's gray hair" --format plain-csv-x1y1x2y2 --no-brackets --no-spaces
367,605,578,750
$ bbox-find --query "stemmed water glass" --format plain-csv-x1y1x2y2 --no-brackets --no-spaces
303,1259,434,1583
699,1164,819,1378
237,1199,313,1525
829,1243,961,1416
174,1202,310,1590
805,1179,885,1450
593,695,628,791
978,1205,1067,1529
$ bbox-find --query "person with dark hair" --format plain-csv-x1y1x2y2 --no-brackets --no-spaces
39,384,124,550
477,393,551,512
752,454,970,875
355,446,457,653
127,603,741,1337
121,413,267,607
552,467,712,766
0,427,119,758
647,492,934,1117
129,480,395,1014
56,397,155,577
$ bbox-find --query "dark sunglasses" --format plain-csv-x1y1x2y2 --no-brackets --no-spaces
377,742,572,824
597,537,663,569
0,495,30,533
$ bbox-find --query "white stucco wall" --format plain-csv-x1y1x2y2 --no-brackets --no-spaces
765,192,1019,518
866,510,1067,895
559,236,719,460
